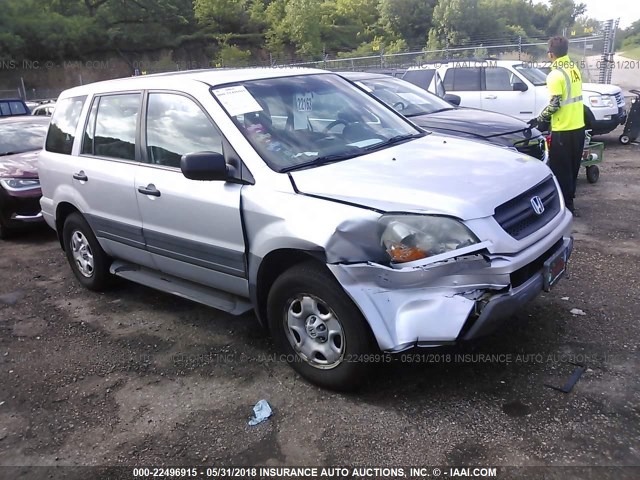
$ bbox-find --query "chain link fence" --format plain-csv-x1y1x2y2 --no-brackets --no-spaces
0,26,620,99
259,35,607,84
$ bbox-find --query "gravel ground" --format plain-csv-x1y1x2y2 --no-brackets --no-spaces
0,127,638,480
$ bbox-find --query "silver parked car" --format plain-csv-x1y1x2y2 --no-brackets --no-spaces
38,68,573,390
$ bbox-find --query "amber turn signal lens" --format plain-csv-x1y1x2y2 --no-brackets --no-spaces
386,242,428,263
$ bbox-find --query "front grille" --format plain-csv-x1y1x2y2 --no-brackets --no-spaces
514,137,545,161
494,176,560,240
615,92,624,106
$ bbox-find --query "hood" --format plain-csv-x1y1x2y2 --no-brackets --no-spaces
409,108,533,146
582,83,621,95
290,134,552,221
0,150,40,178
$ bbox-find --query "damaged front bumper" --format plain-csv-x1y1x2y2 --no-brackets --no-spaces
328,234,573,353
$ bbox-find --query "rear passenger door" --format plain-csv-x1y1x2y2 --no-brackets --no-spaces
135,91,247,297
46,93,153,267
442,67,482,108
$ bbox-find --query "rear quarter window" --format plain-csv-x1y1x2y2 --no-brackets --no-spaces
402,70,435,89
45,96,87,154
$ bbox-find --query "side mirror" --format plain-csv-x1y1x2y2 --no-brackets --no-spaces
513,82,528,92
181,152,229,181
444,93,461,106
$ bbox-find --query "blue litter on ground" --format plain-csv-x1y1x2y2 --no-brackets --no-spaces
248,399,273,426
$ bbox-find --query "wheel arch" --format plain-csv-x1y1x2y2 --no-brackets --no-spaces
55,202,82,250
251,248,328,331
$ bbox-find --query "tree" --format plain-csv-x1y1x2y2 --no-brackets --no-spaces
544,0,586,36
194,0,251,33
379,0,437,48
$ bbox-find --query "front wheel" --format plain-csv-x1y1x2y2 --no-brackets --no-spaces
619,134,630,145
62,212,113,291
586,165,600,184
0,221,8,240
267,261,377,390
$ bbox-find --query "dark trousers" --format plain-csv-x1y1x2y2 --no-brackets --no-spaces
549,127,585,211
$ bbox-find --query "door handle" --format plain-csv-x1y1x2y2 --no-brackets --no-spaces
137,184,161,197
73,171,88,181
484,95,498,100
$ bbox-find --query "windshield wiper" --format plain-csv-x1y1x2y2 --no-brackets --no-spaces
279,149,363,173
406,108,453,117
363,132,425,151
0,151,19,156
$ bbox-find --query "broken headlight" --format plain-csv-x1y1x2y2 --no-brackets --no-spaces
380,215,479,264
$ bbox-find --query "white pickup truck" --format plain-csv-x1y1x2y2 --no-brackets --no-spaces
403,60,627,135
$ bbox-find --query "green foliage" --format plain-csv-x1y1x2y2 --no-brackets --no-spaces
215,44,252,66
0,0,607,65
194,0,250,33
620,19,640,52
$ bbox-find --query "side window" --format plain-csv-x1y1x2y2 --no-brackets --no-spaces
484,67,514,91
93,93,140,161
444,68,482,91
0,103,10,116
10,101,28,115
45,95,87,154
145,93,223,168
402,70,435,89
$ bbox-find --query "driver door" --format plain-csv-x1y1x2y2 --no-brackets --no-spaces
135,91,248,296
481,67,536,120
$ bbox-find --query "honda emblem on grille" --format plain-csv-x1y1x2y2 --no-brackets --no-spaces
530,196,545,215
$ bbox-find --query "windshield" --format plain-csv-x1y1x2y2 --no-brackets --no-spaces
0,120,48,155
212,74,420,172
355,76,454,117
514,65,547,86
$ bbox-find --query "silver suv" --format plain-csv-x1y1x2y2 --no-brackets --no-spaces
38,68,573,390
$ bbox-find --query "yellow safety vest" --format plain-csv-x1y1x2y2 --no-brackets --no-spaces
547,55,585,131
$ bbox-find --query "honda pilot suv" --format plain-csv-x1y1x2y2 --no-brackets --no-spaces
38,68,573,390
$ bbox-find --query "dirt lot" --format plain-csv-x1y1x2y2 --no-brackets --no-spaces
0,128,638,480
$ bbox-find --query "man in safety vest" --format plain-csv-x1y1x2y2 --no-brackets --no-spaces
528,36,585,214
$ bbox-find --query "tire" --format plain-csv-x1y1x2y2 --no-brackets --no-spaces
586,165,600,184
62,212,113,291
267,261,377,391
0,221,8,240
619,134,630,145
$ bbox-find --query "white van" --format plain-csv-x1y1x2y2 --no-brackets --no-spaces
404,60,627,135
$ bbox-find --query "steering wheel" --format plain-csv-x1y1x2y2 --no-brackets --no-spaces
393,101,406,111
323,118,349,134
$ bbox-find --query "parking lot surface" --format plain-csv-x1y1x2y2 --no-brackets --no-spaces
0,128,638,479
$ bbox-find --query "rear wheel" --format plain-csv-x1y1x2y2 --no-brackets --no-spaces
62,212,113,291
267,261,377,390
619,134,630,145
586,165,600,184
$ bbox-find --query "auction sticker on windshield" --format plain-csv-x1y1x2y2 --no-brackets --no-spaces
213,86,263,116
296,93,313,111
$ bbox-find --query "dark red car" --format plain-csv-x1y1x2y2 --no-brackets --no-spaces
0,116,50,238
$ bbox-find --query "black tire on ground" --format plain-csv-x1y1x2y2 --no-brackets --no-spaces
619,134,630,145
586,165,600,184
0,222,8,240
267,261,378,391
62,212,113,291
